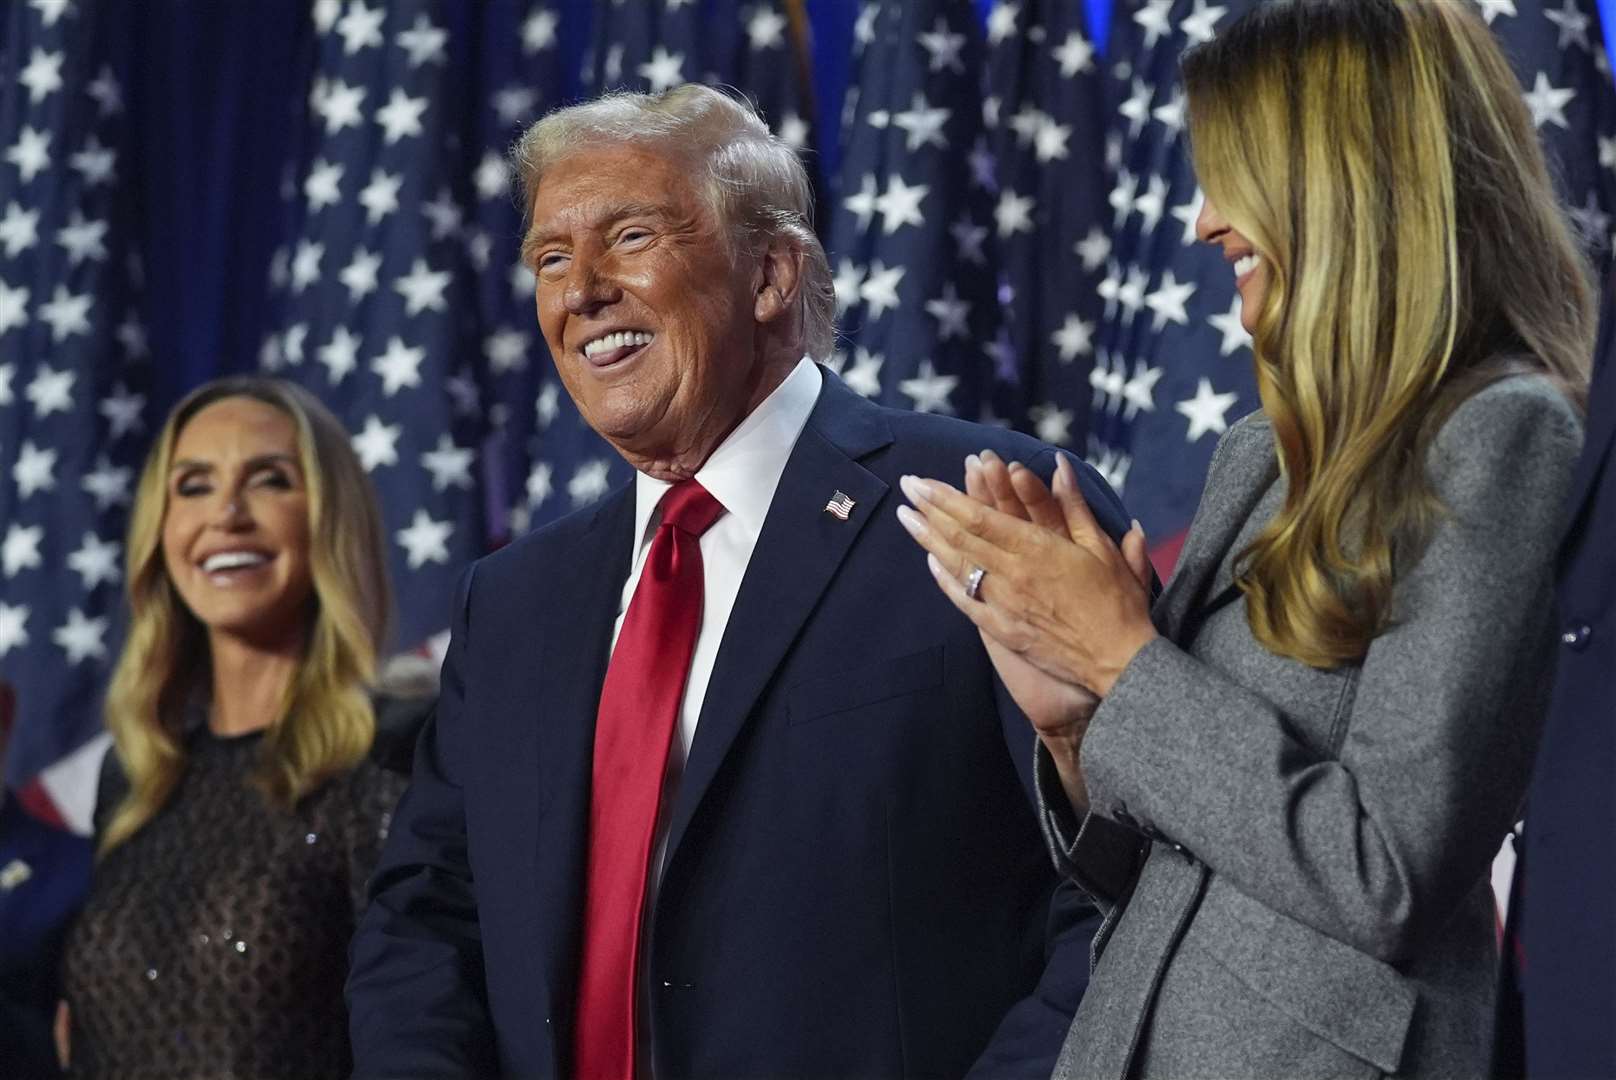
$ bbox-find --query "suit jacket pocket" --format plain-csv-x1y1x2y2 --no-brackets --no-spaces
785,646,944,726
1195,877,1417,1075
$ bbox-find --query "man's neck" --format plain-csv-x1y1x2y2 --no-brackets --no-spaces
616,351,800,481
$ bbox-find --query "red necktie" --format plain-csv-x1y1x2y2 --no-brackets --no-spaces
573,480,725,1080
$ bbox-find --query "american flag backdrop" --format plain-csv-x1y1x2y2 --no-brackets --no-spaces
585,0,815,148
984,0,1111,456
826,0,1016,426
0,0,146,831
258,0,489,650
463,0,569,539
1484,0,1616,267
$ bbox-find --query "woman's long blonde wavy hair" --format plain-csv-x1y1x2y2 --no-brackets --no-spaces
100,377,392,854
1182,0,1595,668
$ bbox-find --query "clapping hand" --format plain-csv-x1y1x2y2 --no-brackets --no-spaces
895,452,1157,810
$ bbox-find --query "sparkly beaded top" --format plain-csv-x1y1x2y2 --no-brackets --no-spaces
61,725,407,1079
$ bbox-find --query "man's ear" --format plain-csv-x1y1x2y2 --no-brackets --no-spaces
754,238,804,325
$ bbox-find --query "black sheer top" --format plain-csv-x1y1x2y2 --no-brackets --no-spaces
60,724,408,1079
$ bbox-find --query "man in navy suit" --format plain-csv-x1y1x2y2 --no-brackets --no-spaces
347,85,1132,1078
1504,296,1616,1079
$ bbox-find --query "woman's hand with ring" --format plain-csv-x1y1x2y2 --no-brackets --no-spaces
895,455,1158,702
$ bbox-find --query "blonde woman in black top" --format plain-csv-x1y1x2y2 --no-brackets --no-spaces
61,377,409,1079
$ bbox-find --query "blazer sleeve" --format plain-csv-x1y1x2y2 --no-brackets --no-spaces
966,449,1130,1078
1074,380,1582,965
347,564,498,1077
341,762,410,922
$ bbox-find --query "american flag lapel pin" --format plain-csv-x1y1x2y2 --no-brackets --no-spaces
824,490,855,521
0,858,32,891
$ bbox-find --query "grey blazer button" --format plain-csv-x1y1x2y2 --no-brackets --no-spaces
1561,622,1593,651
1144,826,1185,854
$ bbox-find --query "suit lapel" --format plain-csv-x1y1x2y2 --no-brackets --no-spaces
1154,425,1279,642
529,484,635,825
521,484,633,1038
660,374,894,873
1562,316,1616,542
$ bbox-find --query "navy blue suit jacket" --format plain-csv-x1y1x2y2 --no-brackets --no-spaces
1517,312,1616,1079
348,371,1132,1078
0,796,91,1078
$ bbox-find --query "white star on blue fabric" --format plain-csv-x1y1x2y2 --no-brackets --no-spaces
2,524,44,577
26,364,75,416
336,1,386,55
396,510,454,569
0,602,27,657
1176,377,1241,441
875,174,929,234
6,126,52,183
375,89,429,144
371,337,425,396
353,415,402,471
1522,72,1575,129
67,532,121,591
81,456,133,511
420,435,475,492
53,608,108,664
858,261,906,319
898,359,959,414
397,13,448,66
13,441,58,498
393,259,450,316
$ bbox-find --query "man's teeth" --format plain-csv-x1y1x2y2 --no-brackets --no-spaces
583,331,653,359
203,551,269,573
1234,254,1260,278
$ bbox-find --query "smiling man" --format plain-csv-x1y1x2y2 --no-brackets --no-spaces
347,84,1135,1080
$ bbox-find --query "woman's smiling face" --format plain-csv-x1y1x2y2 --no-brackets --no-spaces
161,396,314,651
1196,194,1269,335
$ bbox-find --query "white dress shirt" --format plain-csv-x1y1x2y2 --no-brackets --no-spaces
613,356,822,1065
610,355,822,794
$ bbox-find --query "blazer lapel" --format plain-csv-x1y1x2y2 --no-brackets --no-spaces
1153,425,1279,642
659,373,894,873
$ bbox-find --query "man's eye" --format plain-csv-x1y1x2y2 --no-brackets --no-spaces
537,252,569,274
618,228,651,245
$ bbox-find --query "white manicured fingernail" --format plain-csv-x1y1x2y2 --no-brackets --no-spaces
898,474,931,503
896,505,927,537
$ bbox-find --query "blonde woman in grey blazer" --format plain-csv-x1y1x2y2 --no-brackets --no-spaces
894,2,1595,1077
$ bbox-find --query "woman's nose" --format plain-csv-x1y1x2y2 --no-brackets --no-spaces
1195,196,1229,244
211,493,250,528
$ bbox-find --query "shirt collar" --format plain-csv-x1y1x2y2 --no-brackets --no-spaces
631,356,823,547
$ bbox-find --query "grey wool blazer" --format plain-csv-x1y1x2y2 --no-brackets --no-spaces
1038,375,1583,1080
